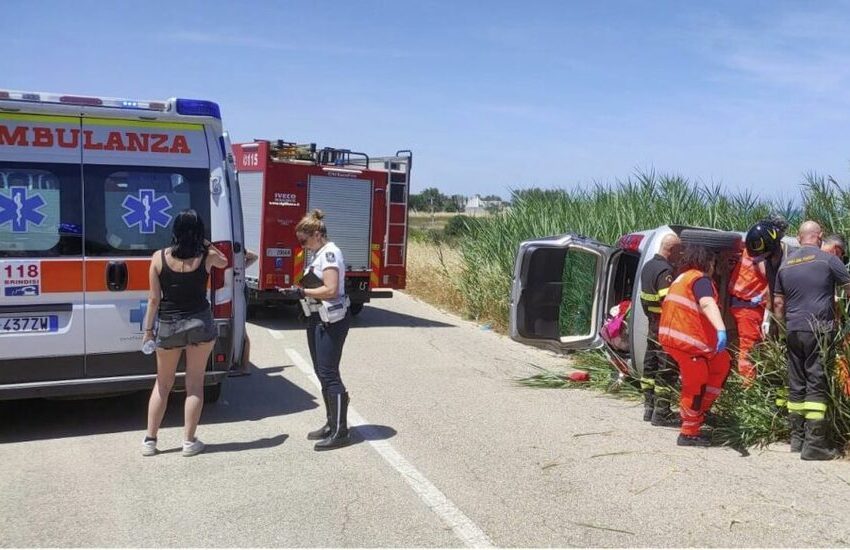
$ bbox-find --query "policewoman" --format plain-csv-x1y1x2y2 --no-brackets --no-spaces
280,209,352,450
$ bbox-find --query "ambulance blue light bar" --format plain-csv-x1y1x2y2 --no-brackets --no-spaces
175,98,221,119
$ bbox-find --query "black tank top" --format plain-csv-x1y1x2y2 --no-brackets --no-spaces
158,248,210,318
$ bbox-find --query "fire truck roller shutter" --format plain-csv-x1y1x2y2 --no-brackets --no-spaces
307,175,372,271
239,171,263,286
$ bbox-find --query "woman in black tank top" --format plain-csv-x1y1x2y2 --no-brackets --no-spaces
140,210,228,457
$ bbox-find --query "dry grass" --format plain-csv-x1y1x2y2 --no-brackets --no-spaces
408,212,457,231
405,240,467,315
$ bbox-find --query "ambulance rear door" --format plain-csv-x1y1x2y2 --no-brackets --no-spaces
81,117,211,377
509,233,616,352
0,112,85,386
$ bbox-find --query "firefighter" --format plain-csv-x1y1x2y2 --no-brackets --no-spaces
639,234,682,427
729,230,770,382
743,218,790,410
279,209,353,451
659,244,731,447
774,221,850,460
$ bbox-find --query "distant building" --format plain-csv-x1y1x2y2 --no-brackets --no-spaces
465,194,503,216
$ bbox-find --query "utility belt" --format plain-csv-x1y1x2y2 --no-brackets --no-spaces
300,296,350,324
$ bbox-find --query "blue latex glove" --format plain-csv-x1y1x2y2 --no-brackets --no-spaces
750,294,764,305
716,330,728,353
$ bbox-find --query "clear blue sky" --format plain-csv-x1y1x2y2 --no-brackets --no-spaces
4,1,850,201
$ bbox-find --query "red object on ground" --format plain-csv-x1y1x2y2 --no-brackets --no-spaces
567,371,590,382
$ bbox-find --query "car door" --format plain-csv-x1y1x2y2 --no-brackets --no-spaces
0,112,86,385
222,132,247,368
81,116,211,377
509,233,616,352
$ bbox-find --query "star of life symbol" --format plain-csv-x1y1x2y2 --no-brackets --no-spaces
0,187,47,233
122,189,172,234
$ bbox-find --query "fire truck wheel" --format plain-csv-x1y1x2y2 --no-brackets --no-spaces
204,382,222,404
350,303,364,316
679,229,741,251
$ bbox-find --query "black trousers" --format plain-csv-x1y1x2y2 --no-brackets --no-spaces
307,312,351,395
644,317,678,387
786,330,833,406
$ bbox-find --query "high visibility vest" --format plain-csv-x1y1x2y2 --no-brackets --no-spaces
728,250,768,302
659,269,718,356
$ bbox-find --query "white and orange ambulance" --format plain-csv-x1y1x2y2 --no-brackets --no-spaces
0,90,246,402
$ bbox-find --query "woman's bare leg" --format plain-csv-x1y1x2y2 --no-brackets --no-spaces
147,347,183,438
183,340,215,441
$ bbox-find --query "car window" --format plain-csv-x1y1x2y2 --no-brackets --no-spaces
0,163,83,258
84,165,210,256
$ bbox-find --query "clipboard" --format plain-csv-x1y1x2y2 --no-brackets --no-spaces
300,270,324,289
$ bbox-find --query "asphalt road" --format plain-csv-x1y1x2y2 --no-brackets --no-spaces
2,292,850,547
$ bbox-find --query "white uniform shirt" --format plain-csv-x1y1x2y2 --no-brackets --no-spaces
306,242,346,308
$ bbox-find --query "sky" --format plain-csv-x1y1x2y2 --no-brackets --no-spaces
4,0,850,201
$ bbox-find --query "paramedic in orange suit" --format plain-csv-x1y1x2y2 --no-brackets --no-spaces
659,244,731,447
728,246,768,383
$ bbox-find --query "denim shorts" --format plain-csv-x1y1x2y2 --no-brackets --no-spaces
156,308,216,349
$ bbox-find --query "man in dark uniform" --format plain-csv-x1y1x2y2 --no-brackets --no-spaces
640,233,682,427
774,221,850,460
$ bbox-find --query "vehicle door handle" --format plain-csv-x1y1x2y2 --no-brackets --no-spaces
106,261,128,292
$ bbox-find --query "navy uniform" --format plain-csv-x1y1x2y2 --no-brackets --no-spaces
775,245,850,460
301,241,352,450
639,254,679,426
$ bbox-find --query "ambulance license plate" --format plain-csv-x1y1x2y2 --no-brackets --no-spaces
0,316,57,334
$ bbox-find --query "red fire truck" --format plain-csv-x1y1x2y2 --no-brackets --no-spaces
232,140,411,315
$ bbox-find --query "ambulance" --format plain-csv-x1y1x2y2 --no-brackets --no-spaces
509,227,756,380
0,90,246,401
232,139,412,315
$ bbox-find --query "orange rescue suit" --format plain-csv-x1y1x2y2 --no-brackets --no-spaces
728,250,768,381
660,269,731,436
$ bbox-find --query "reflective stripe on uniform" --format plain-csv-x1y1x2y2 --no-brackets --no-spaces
658,326,713,354
640,377,655,390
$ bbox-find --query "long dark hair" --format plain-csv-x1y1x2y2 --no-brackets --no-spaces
170,209,206,259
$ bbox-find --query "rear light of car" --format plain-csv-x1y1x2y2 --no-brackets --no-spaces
210,240,233,318
617,234,644,252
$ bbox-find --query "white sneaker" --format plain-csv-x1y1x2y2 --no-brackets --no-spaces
182,438,205,457
141,438,158,457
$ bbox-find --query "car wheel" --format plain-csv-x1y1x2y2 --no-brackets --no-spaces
204,382,222,404
679,229,742,250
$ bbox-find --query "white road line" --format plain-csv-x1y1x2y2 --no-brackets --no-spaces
273,331,494,548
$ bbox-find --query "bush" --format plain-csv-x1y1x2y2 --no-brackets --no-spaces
443,215,480,239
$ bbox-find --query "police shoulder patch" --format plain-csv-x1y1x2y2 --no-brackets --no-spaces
325,251,336,262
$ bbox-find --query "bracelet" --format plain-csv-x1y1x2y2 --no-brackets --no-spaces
144,328,154,332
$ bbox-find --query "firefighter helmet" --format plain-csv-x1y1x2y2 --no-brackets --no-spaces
745,222,781,258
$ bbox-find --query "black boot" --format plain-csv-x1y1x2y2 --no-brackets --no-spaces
651,395,681,428
788,413,805,453
307,390,332,441
677,433,711,447
643,389,655,422
801,419,841,461
315,391,351,451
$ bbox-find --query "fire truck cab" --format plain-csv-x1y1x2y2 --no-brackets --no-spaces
233,140,411,315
